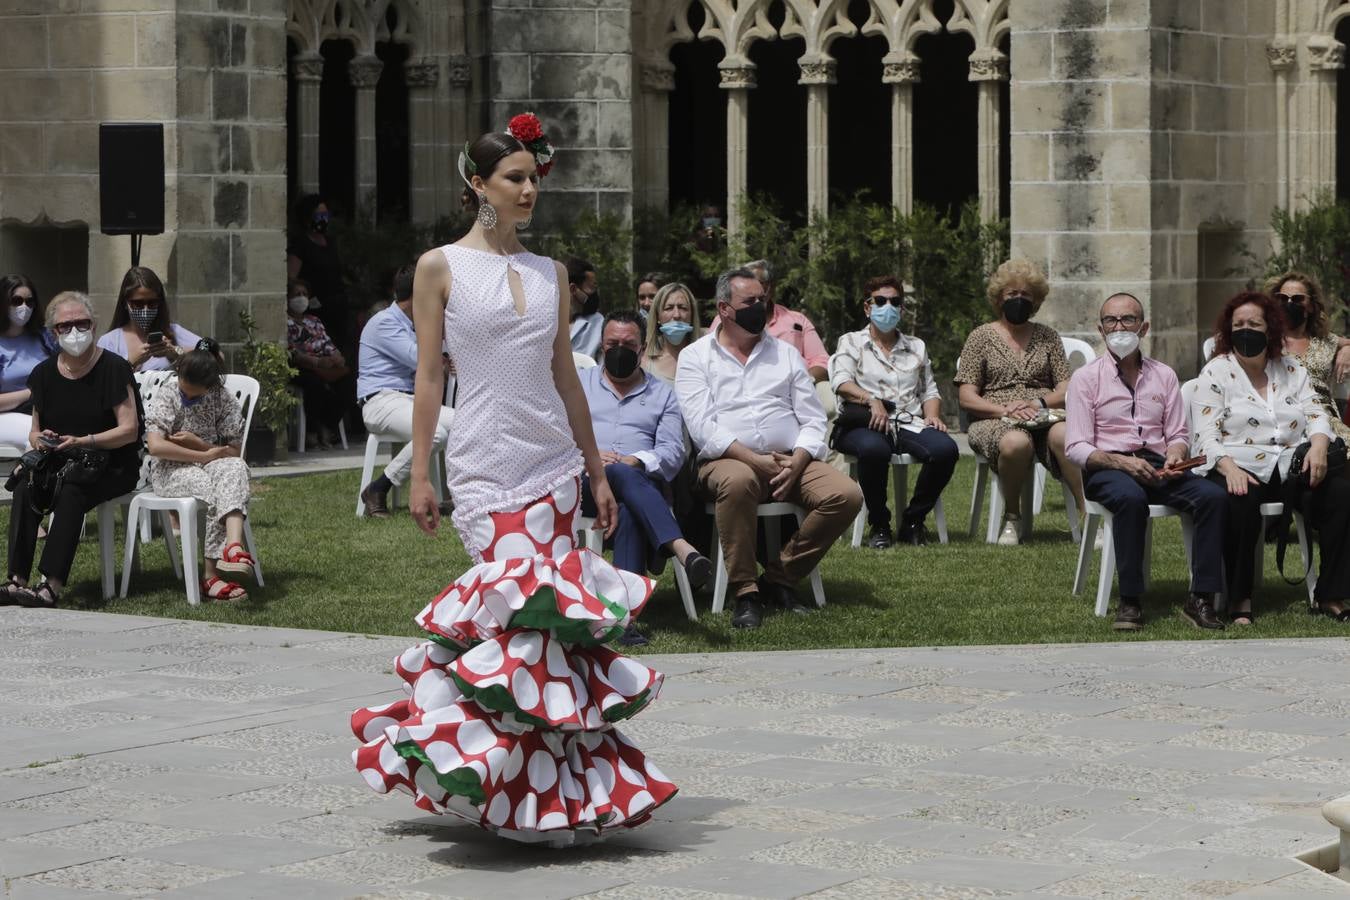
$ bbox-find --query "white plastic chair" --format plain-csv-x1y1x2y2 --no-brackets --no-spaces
293,400,347,453
1201,335,1216,365
120,375,264,606
1031,337,1096,516
1073,500,1195,617
576,515,698,622
844,455,948,546
705,501,825,613
355,432,445,517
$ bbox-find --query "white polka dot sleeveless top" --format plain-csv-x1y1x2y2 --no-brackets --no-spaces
439,244,584,554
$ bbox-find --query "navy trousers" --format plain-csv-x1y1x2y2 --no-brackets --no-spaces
1084,469,1227,598
581,462,683,574
835,424,959,529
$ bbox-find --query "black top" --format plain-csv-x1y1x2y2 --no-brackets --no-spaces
28,351,142,475
288,232,348,314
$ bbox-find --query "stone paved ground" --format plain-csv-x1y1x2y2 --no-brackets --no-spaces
1,608,1347,898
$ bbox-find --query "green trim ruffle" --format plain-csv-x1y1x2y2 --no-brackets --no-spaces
449,673,654,728
394,741,486,806
506,585,626,646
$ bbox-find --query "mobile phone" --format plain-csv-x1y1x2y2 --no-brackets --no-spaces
38,434,59,448
147,331,164,344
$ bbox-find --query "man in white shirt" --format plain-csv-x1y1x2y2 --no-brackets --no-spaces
676,267,863,629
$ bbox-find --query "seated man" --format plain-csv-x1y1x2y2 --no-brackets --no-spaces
579,311,712,645
357,263,455,518
677,267,863,630
1066,292,1228,630
567,257,604,359
830,275,958,548
744,258,834,417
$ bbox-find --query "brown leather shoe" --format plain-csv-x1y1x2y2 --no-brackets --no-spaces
1182,593,1224,630
1113,599,1144,630
360,485,390,519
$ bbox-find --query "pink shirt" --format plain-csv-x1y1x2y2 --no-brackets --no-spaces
767,305,829,372
1065,354,1188,470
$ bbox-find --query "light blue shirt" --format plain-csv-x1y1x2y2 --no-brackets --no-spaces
357,303,417,397
570,312,603,359
579,365,686,482
0,332,53,394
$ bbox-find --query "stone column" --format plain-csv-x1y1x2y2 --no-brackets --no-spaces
638,60,675,211
348,55,383,213
883,55,920,215
969,48,1008,221
1306,37,1345,205
444,54,473,220
799,58,835,223
1268,40,1296,212
291,53,324,195
720,62,756,244
404,59,440,224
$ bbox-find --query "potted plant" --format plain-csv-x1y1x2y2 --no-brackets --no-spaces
239,309,298,465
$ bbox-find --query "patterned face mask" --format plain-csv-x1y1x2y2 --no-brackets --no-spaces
129,306,158,332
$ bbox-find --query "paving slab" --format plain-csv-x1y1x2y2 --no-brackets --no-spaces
0,607,1347,897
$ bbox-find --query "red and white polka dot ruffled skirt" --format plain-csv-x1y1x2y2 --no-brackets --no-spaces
351,478,677,841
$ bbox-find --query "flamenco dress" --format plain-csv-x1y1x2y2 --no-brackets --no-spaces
350,245,677,841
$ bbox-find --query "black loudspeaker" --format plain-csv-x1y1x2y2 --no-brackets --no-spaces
99,123,165,235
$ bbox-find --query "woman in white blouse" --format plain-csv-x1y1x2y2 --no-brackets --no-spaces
1193,291,1350,625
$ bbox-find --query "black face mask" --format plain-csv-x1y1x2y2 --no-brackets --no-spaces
1283,303,1307,329
732,300,768,335
576,287,600,318
603,345,639,379
311,217,329,235
1002,296,1033,325
1230,327,1268,358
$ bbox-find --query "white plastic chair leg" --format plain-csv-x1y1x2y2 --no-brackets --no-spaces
243,517,264,587
337,420,349,450
986,477,1005,544
97,503,116,600
1094,516,1116,617
161,509,182,580
710,524,729,614
932,498,949,543
1072,510,1098,595
672,558,698,621
181,515,201,606
848,460,865,548
1063,480,1081,544
794,509,826,607
1033,463,1047,514
970,459,988,539
356,436,381,518
1179,515,1196,591
295,404,306,453
120,498,142,598
1293,512,1317,605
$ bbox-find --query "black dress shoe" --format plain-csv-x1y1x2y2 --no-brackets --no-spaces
1182,593,1224,630
682,552,713,591
617,624,649,646
868,526,893,550
897,521,928,546
1113,599,1144,630
360,485,390,518
758,576,810,614
731,594,763,629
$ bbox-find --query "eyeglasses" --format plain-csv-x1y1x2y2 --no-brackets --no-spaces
52,318,93,335
1275,292,1309,305
1100,315,1141,330
869,294,905,307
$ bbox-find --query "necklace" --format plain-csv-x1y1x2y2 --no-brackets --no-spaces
59,350,96,379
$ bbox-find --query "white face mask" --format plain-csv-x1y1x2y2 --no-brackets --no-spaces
57,326,93,357
1105,330,1140,359
8,303,31,327
288,295,310,315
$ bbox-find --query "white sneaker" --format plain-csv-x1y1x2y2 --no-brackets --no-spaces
998,518,1021,546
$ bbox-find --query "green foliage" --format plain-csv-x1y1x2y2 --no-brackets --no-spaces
1261,191,1350,327
536,211,635,305
238,309,298,434
334,206,474,308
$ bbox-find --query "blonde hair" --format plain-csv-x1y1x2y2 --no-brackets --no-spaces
45,290,96,328
986,259,1050,312
1264,269,1330,339
645,282,702,358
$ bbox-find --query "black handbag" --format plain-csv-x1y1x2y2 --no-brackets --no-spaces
57,448,110,485
829,399,895,451
1274,437,1347,592
3,445,109,516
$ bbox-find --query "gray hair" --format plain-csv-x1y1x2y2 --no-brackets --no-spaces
46,290,96,328
715,267,759,304
743,258,774,284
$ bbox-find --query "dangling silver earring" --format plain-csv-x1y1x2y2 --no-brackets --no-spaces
476,193,497,230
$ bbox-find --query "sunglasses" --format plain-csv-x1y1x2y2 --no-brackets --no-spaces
1275,292,1309,305
869,294,905,307
52,318,93,335
9,295,32,307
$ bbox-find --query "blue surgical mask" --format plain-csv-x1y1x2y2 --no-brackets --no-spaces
659,321,693,345
180,390,205,407
869,303,902,334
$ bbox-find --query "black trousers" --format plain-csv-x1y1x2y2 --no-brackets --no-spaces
835,424,959,529
7,468,139,584
294,370,350,432
1207,467,1350,605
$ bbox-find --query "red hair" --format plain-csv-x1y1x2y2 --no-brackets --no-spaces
1212,291,1285,359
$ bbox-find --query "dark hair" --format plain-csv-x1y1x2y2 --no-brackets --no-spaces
287,277,311,297
602,309,645,343
110,266,171,334
392,264,416,302
1213,291,1285,359
566,258,595,288
175,347,223,390
0,274,43,338
862,275,903,299
635,272,663,291
460,132,529,211
294,193,329,230
194,336,225,365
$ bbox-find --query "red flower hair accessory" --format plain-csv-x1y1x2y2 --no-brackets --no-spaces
508,112,555,179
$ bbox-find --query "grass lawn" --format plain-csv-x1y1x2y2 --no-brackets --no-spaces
21,458,1350,653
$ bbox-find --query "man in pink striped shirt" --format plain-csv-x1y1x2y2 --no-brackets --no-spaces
1065,293,1227,631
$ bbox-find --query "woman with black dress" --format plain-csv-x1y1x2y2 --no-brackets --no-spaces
286,194,352,357
2,292,142,608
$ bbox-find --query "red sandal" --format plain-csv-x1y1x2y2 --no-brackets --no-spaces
202,576,247,603
216,542,256,580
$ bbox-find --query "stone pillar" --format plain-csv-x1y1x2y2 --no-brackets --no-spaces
1268,40,1296,211
444,54,472,219
970,48,1008,221
291,53,323,195
720,62,755,244
883,55,920,215
1306,36,1345,205
348,55,383,213
404,59,440,223
637,60,675,211
799,58,835,223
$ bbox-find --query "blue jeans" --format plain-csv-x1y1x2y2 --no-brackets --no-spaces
835,424,959,530
581,463,683,575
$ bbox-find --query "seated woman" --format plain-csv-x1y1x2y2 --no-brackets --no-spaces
1265,270,1350,442
145,341,256,602
97,266,201,373
956,259,1085,545
0,274,54,450
286,277,350,449
2,292,142,608
1194,291,1350,626
641,282,702,383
